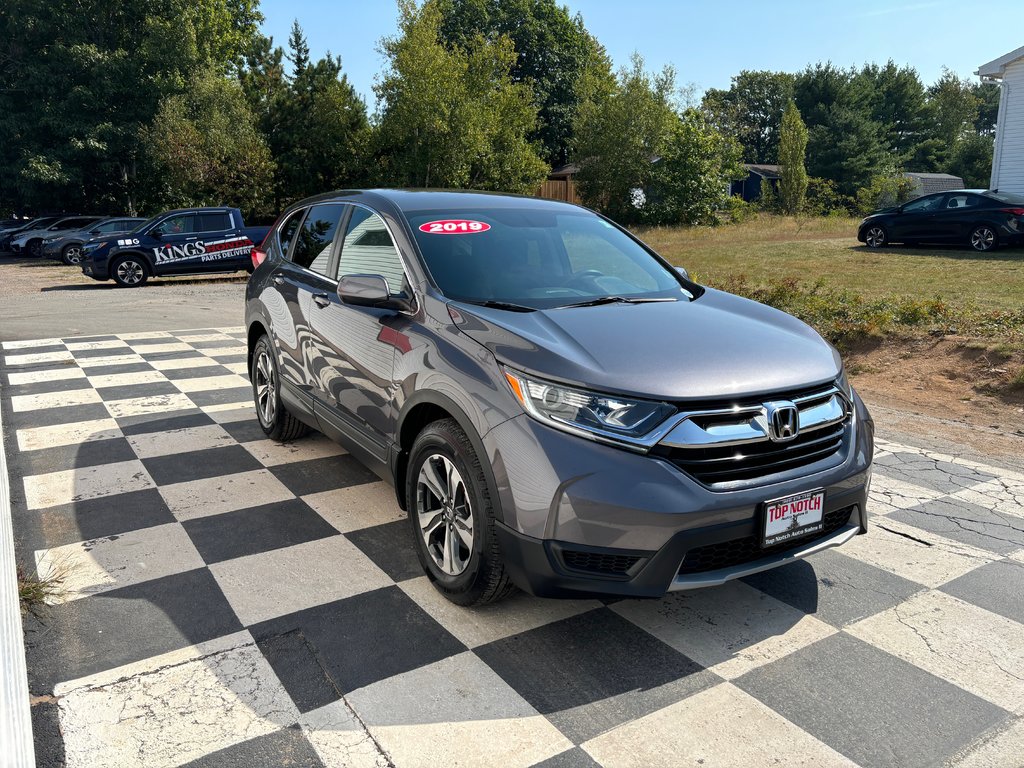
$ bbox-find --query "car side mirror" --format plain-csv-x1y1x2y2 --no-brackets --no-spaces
338,274,414,312
675,266,690,281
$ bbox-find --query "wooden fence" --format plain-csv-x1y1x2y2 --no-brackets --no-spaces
535,178,581,205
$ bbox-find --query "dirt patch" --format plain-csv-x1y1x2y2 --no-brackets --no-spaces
848,335,1024,459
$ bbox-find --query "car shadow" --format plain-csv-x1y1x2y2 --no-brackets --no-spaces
39,276,249,292
849,242,1024,261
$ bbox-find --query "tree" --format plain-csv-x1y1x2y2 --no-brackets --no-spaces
855,61,926,159
0,0,262,214
701,70,795,164
436,0,610,166
572,54,677,224
140,68,274,217
925,68,981,147
806,107,887,196
948,134,994,188
778,101,808,215
373,0,547,192
972,81,1000,137
641,109,744,226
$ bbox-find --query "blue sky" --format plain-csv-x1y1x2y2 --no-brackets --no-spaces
259,0,1024,108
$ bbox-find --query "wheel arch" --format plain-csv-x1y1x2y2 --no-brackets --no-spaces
394,390,503,520
111,249,155,273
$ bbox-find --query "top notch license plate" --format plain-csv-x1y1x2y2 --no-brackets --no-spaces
761,489,825,547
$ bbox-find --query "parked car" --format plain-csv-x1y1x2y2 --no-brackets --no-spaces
859,189,1024,252
9,215,104,257
80,207,270,286
42,216,147,265
0,216,63,252
245,190,873,606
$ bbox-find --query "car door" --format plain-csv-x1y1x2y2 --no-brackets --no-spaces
894,194,945,241
308,204,410,469
149,213,201,274
266,203,347,404
936,193,979,241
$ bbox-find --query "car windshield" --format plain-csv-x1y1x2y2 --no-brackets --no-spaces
989,191,1024,205
405,208,687,309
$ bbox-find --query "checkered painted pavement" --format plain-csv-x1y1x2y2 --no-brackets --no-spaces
2,328,1024,768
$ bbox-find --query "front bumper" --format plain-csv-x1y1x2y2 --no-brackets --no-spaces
484,392,873,598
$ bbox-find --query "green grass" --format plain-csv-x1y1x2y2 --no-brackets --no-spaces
637,214,1024,313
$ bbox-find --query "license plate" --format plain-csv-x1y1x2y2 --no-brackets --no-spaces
761,489,825,548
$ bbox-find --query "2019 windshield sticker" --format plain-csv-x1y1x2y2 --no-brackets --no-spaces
418,220,491,234
151,236,253,264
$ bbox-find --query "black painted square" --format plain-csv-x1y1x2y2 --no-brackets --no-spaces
269,455,377,497
142,444,262,485
345,520,422,582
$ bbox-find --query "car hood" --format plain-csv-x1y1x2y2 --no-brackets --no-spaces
449,289,842,401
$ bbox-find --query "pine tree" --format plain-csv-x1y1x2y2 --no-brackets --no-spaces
778,101,809,215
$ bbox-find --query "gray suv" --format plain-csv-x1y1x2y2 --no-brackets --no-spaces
245,190,873,605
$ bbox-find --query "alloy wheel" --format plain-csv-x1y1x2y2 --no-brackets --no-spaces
970,226,995,251
416,454,474,576
65,246,82,264
254,349,276,426
116,259,145,285
865,227,885,247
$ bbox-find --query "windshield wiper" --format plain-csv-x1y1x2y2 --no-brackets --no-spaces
556,295,678,309
461,299,536,313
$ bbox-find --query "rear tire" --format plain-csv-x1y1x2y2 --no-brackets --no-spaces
251,335,309,441
61,244,84,266
969,225,998,252
407,418,515,606
864,226,887,248
110,255,149,287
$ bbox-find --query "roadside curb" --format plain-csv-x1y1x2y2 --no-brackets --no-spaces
0,379,36,768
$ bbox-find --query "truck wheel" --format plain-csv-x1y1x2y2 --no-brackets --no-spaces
61,244,84,265
251,335,309,441
407,418,515,606
111,255,149,287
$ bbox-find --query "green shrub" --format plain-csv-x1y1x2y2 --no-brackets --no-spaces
855,173,917,215
724,195,754,224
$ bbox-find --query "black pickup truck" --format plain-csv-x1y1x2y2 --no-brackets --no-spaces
81,207,270,286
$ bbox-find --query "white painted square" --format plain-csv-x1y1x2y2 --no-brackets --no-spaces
210,536,393,625
148,356,214,371
65,340,129,352
240,435,346,466
300,701,388,768
75,353,147,369
847,590,1024,712
2,337,62,350
582,683,856,767
223,361,249,375
869,473,947,515
16,418,121,452
301,482,403,534
57,637,297,768
126,342,192,354
841,518,997,588
400,576,602,649
34,523,203,601
104,393,194,418
198,345,246,358
6,366,85,386
612,581,836,680
11,388,100,412
205,404,256,423
23,460,154,511
86,370,165,389
176,333,233,343
117,331,171,340
126,423,235,459
4,349,74,366
159,469,294,521
172,374,250,393
347,652,572,768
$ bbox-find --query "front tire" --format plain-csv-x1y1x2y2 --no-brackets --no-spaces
864,225,887,248
111,255,149,287
27,239,43,258
969,225,998,252
251,335,309,441
407,418,514,606
61,244,84,266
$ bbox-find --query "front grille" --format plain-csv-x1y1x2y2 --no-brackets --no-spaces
561,550,641,576
665,421,847,486
677,505,855,575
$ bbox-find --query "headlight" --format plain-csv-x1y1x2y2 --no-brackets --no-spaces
502,367,675,445
84,241,106,252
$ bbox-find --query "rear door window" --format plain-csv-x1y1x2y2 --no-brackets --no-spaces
289,204,345,278
196,212,232,232
337,208,406,294
155,215,198,235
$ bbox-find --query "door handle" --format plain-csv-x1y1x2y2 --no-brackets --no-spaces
272,275,285,285
313,293,331,308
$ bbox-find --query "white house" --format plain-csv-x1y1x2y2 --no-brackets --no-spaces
978,45,1024,193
